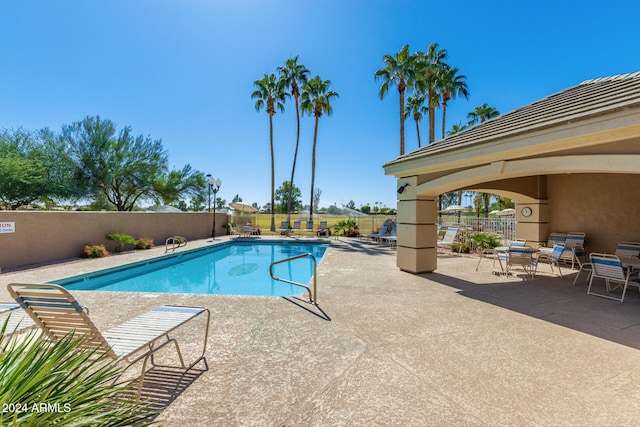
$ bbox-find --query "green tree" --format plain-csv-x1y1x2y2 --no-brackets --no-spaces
447,122,468,136
301,76,339,222
0,128,80,209
154,165,207,206
374,44,416,155
189,194,206,211
62,116,168,211
467,103,500,126
279,56,310,225
313,188,322,214
415,43,449,144
275,181,302,214
437,66,469,139
404,94,428,148
252,73,288,231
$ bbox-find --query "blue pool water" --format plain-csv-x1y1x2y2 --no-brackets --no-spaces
52,241,328,297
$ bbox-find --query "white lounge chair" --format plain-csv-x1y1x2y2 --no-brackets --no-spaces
437,227,459,254
379,224,398,247
363,222,392,242
304,221,314,234
537,243,564,277
559,232,586,268
587,254,639,302
614,241,640,258
317,221,330,237
8,283,210,402
278,221,290,235
538,232,567,258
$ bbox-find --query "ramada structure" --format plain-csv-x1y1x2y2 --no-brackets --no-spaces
384,72,640,273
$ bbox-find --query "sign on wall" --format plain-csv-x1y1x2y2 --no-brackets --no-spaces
0,222,15,233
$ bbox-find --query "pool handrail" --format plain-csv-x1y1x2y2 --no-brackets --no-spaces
269,253,318,305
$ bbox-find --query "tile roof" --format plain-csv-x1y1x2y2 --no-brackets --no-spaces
385,72,640,166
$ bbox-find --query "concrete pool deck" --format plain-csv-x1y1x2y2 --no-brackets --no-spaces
2,236,640,425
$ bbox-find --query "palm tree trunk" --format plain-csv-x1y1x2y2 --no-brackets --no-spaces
442,104,447,139
287,96,301,225
269,113,275,232
428,87,436,143
399,89,405,155
415,118,421,148
309,116,319,222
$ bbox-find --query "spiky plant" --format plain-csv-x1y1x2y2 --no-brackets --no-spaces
0,318,158,426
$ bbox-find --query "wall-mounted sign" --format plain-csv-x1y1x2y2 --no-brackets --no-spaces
0,222,15,233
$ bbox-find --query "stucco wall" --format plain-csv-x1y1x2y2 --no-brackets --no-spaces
547,173,640,253
0,211,228,270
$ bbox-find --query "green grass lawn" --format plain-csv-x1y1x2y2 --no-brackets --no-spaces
229,213,394,235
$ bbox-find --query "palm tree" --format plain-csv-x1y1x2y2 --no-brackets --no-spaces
437,66,469,139
301,76,338,222
404,94,428,148
278,56,310,226
447,122,467,136
415,43,448,144
467,103,500,126
251,73,288,232
374,44,416,155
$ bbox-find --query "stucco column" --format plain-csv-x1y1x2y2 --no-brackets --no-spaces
515,200,549,245
396,177,438,273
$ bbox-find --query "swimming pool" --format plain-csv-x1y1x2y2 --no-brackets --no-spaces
52,241,329,297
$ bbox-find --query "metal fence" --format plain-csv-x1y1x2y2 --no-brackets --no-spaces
439,216,516,244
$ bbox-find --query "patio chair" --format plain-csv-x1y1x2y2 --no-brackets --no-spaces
278,221,290,234
509,239,527,247
538,232,567,259
363,221,392,242
536,243,564,277
571,244,592,286
317,221,330,237
304,221,314,234
291,220,302,234
614,241,640,258
380,223,398,247
475,248,503,272
586,253,639,302
437,227,459,254
506,246,537,278
8,283,210,402
559,232,586,268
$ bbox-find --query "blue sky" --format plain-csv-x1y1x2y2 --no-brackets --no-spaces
2,0,639,210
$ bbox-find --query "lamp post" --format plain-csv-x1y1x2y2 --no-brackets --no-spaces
207,175,221,239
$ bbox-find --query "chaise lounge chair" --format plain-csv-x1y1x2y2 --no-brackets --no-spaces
437,227,459,254
7,283,210,402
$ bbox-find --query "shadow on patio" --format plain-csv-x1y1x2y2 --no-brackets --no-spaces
427,255,640,350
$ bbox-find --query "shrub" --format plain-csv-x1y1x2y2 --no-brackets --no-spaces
470,232,501,250
450,243,471,253
106,233,137,252
333,219,359,236
134,238,154,250
0,320,158,425
346,229,360,237
81,244,110,258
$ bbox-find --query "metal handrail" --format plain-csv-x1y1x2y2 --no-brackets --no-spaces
269,253,318,305
165,236,187,253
